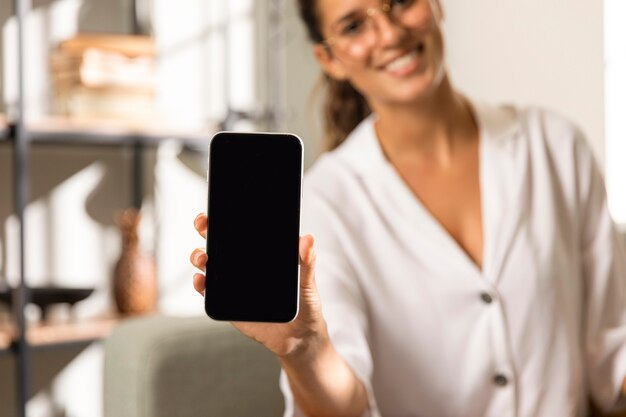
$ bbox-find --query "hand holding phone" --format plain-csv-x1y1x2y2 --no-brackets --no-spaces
191,215,327,358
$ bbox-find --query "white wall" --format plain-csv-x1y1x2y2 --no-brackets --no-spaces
283,0,324,167
441,0,605,166
605,0,626,226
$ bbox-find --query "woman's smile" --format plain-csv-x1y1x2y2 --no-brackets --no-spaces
380,40,426,77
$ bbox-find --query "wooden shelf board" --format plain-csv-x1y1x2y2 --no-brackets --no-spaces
28,116,213,148
28,316,120,346
0,115,213,149
0,316,121,349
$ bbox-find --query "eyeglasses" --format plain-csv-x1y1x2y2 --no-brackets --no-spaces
322,0,430,62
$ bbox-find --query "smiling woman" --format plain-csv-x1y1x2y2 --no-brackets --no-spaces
189,0,626,416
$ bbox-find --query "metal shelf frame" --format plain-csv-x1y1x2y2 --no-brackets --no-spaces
13,0,31,415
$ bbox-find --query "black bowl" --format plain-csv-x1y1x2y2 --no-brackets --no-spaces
0,286,94,319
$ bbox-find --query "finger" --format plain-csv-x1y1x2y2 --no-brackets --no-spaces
193,273,206,295
190,248,208,272
194,213,208,239
299,234,316,288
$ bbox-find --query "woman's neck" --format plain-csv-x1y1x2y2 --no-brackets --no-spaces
372,76,478,167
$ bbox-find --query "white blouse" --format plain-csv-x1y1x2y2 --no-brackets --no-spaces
279,102,626,417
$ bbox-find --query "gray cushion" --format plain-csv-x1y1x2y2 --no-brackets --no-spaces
104,315,284,417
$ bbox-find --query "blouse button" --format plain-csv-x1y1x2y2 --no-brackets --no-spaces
480,292,493,304
493,374,508,386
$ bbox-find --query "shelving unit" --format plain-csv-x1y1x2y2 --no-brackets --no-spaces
2,0,288,415
2,0,214,415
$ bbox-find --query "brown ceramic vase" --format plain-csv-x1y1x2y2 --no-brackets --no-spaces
113,208,157,315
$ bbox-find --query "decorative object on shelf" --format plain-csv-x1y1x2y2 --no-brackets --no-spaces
50,33,158,125
0,286,94,321
113,208,157,315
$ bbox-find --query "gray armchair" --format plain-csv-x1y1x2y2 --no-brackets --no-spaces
104,315,284,417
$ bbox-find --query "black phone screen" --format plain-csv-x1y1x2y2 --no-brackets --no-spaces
205,132,303,322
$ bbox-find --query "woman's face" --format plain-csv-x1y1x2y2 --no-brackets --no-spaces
314,0,446,108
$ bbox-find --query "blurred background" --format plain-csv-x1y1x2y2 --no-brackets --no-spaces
0,0,624,416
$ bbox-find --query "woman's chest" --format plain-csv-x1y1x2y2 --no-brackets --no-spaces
391,142,484,270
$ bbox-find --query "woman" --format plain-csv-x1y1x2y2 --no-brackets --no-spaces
190,0,626,416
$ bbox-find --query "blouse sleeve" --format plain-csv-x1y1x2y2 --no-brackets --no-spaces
576,134,626,412
280,183,380,417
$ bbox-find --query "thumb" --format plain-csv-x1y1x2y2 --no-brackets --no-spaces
299,234,316,287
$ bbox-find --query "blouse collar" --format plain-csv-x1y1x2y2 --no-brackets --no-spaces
334,100,522,177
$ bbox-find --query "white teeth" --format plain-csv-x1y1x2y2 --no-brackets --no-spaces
385,50,419,72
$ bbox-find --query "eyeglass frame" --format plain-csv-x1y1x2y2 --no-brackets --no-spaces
319,0,416,53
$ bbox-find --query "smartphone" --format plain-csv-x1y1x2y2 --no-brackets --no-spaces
205,132,303,322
